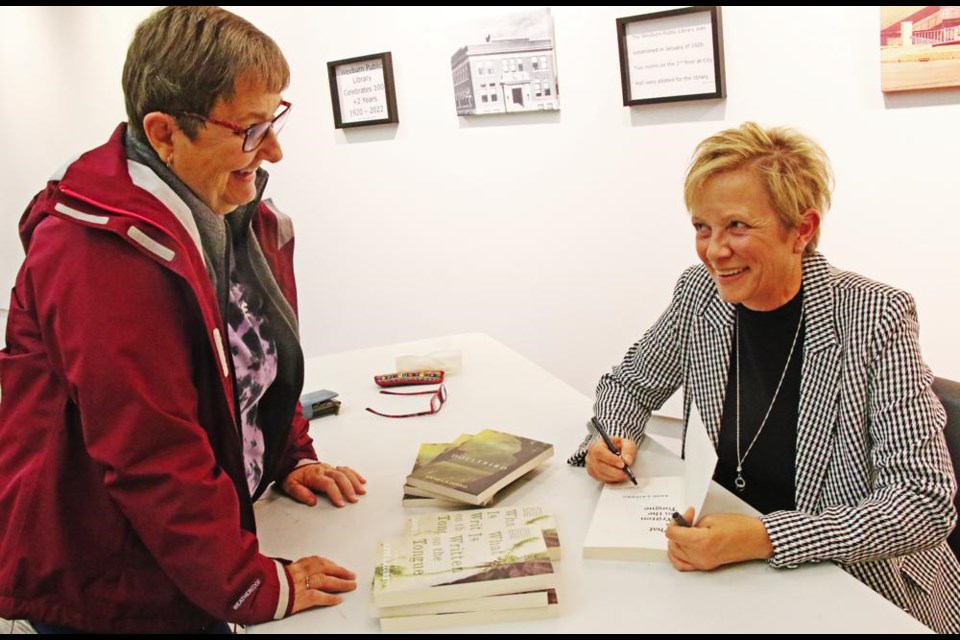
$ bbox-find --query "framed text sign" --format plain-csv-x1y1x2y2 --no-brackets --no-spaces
616,6,725,106
327,52,399,128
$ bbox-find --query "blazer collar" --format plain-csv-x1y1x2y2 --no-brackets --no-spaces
797,253,839,354
795,253,841,511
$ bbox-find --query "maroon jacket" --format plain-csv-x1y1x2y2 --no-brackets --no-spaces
0,126,316,632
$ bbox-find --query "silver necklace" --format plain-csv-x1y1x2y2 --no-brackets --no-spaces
734,301,804,492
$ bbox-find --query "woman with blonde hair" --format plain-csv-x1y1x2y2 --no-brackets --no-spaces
574,122,959,633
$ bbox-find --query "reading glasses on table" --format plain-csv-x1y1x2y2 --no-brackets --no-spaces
365,384,447,418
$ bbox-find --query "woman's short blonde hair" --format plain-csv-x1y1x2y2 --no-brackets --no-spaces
683,122,834,256
123,6,289,140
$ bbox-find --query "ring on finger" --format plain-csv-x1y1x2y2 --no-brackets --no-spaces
305,575,312,590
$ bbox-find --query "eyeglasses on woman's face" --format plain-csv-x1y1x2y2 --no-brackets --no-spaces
175,100,292,152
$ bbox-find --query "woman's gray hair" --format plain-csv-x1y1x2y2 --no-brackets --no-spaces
123,6,289,140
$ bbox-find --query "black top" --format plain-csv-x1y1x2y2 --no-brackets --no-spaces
715,289,804,514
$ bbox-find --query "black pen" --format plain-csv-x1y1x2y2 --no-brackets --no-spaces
590,417,638,485
671,511,692,527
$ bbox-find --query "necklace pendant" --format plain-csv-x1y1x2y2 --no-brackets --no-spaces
734,473,746,492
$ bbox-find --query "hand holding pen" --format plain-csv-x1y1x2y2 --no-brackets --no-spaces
589,417,638,485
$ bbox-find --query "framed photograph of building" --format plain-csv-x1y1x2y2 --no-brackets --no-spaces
616,6,725,106
880,6,960,93
449,8,560,116
327,52,399,128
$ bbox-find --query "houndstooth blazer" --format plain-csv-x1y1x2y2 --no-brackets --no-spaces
569,253,959,633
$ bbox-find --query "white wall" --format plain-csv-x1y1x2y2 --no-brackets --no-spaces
2,6,959,413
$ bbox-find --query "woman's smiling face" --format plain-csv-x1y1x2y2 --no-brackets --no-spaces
691,170,808,311
170,75,284,214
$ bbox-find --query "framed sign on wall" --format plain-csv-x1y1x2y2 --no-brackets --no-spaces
327,51,399,128
616,6,725,106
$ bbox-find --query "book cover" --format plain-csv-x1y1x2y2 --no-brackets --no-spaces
377,588,556,618
582,476,683,562
402,437,483,508
405,429,553,506
405,505,561,561
372,525,557,608
378,591,559,632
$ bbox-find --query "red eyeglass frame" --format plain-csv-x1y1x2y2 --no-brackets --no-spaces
365,384,447,418
175,100,292,152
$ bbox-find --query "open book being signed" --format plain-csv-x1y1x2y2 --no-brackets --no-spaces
583,403,718,561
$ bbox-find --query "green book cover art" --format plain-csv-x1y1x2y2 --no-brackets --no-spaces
407,429,552,499
373,525,555,607
409,434,474,473
405,506,561,559
403,436,477,506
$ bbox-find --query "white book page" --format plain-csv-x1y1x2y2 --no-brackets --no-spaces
682,402,718,521
583,402,719,560
583,476,685,552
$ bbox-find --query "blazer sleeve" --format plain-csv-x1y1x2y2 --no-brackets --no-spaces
568,268,692,465
27,220,290,624
762,290,957,566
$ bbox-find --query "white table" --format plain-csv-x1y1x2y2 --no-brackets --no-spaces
250,333,929,633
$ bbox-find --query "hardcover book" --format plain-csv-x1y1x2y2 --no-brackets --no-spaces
405,429,553,506
405,505,561,560
372,525,557,608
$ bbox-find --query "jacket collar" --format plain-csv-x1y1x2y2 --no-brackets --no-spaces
45,124,205,267
57,125,179,226
794,254,841,511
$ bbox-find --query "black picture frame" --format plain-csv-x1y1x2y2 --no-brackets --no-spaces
327,52,399,129
616,6,725,106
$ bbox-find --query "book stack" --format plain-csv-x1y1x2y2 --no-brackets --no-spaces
402,429,554,508
372,505,561,631
402,438,475,509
